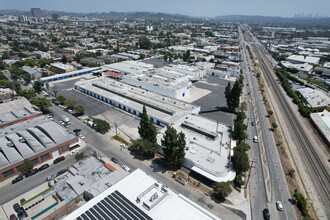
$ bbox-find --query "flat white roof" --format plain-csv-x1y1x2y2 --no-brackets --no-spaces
297,87,330,108
64,169,220,220
286,55,320,65
310,110,330,144
75,78,200,124
157,115,236,182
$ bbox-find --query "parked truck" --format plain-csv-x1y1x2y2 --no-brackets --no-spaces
61,115,70,124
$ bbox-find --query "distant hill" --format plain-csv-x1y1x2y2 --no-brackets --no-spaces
214,15,330,27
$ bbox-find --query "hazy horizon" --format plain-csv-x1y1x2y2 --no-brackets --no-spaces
0,0,329,18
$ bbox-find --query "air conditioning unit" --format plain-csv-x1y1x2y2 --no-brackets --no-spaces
19,137,25,143
7,141,13,147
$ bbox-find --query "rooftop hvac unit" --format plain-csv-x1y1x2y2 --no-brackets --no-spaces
7,141,13,147
19,137,25,143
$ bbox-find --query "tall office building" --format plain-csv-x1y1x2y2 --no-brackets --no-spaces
31,8,44,18
52,13,59,21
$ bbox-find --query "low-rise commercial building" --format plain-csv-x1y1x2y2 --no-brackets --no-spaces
286,55,320,65
64,169,221,220
0,88,13,103
297,87,330,111
310,110,330,146
40,67,100,83
157,115,235,182
50,63,76,73
0,116,78,181
74,77,200,126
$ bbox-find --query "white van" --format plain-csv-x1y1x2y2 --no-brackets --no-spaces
253,136,258,143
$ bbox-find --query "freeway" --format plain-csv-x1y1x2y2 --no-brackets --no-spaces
243,25,330,219
239,26,296,220
251,39,330,219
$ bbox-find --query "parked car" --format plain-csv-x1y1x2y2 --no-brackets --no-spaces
77,133,85,139
12,176,23,184
13,203,22,213
73,129,81,133
57,169,67,176
46,174,57,181
276,201,283,211
25,168,38,177
53,156,65,164
122,165,131,172
263,208,270,220
9,214,18,220
38,164,49,172
120,143,128,149
70,149,79,156
111,157,118,164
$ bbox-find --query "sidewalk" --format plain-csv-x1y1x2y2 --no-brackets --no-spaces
0,140,86,190
225,189,251,220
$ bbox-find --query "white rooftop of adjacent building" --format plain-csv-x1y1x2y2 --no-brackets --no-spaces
0,116,76,170
297,87,330,108
104,60,154,74
157,114,235,182
50,62,75,71
0,97,40,125
75,77,200,124
286,55,320,65
281,61,313,72
310,110,330,144
54,156,128,201
64,169,220,220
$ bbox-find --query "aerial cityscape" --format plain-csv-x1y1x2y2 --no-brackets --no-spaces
0,1,329,220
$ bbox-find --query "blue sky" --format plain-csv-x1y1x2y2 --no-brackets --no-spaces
0,0,329,17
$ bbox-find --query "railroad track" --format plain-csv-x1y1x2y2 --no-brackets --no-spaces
251,44,330,207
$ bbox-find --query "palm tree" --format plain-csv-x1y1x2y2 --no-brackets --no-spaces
52,86,58,97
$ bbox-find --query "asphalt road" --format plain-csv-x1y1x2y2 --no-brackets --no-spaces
240,26,296,220
0,154,80,204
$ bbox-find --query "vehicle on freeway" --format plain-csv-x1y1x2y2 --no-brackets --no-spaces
253,135,258,143
77,133,85,139
70,149,79,156
276,201,283,211
263,208,270,220
38,164,49,172
73,129,81,133
12,176,23,184
111,157,118,164
46,174,57,181
122,165,131,172
25,168,38,177
57,169,67,176
53,156,65,164
13,203,22,212
251,121,256,126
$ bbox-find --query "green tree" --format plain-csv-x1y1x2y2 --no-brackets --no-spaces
138,106,157,143
19,89,36,100
33,81,44,93
75,152,86,161
294,190,309,217
65,99,76,109
93,118,110,134
233,173,245,188
56,95,66,104
225,82,233,110
31,97,51,112
272,122,278,130
130,139,157,158
61,55,68,64
162,125,178,163
175,132,186,167
213,181,232,201
75,105,85,115
138,36,152,49
231,79,242,110
18,159,34,172
232,147,250,174
52,86,58,97
183,50,190,61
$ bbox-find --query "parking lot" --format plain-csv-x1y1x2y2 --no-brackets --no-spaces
192,77,235,125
